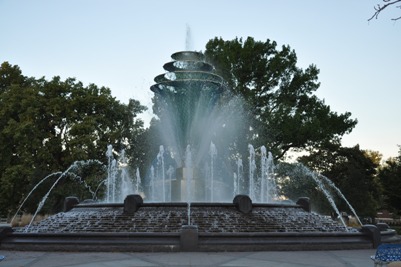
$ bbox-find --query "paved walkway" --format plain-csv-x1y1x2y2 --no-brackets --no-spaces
1,249,398,267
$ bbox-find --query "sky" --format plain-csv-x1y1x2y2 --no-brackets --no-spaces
1,0,400,160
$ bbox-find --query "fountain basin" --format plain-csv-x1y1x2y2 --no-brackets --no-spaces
1,196,395,251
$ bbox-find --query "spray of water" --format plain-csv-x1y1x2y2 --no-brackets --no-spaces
157,145,166,201
185,24,193,51
260,146,267,202
106,145,114,202
236,158,243,195
290,163,350,231
317,173,362,226
266,152,278,202
104,146,141,203
11,172,62,224
25,160,103,232
110,159,117,202
166,165,175,202
209,142,217,202
248,144,256,200
135,168,141,194
120,150,134,200
233,173,238,197
150,166,155,201
185,145,192,225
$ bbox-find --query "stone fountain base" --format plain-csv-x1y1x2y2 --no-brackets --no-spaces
0,195,398,251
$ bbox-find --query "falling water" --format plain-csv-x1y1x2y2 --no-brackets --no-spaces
106,145,113,202
157,145,166,202
266,152,278,202
260,146,267,203
209,142,217,202
233,173,238,197
104,145,145,202
135,168,141,194
236,158,243,195
185,145,192,225
318,173,362,226
166,165,175,202
110,159,117,202
150,166,155,201
119,150,134,201
185,24,193,51
297,164,348,231
11,171,62,224
25,160,102,232
248,145,256,200
27,176,71,231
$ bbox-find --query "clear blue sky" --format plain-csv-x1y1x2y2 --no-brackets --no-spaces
1,0,400,160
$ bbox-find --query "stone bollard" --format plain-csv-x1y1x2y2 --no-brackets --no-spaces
296,197,311,212
63,196,79,212
0,226,12,241
233,195,252,214
361,224,381,248
123,194,143,214
180,225,198,251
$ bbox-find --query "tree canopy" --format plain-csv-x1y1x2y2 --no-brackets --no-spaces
204,37,357,159
0,62,146,216
378,147,401,213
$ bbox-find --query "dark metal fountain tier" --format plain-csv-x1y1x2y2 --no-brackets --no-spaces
149,51,226,165
150,51,224,94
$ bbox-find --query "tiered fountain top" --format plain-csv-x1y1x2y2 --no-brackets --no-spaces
148,50,228,168
150,51,224,94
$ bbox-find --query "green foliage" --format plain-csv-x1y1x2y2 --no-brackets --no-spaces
0,62,146,216
204,37,357,159
378,147,401,213
0,62,26,91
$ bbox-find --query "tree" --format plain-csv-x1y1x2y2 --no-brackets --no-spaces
0,62,26,91
0,62,146,216
368,0,401,21
204,37,357,159
378,147,401,213
364,150,383,167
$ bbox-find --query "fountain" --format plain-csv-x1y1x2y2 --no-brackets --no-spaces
0,50,399,252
